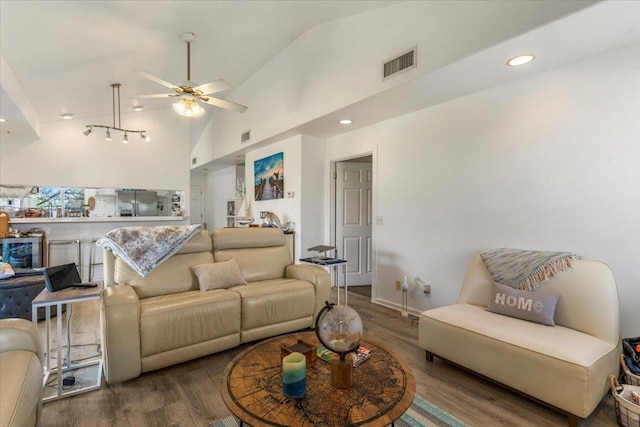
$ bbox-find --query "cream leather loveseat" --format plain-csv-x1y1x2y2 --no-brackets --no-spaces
0,318,43,427
101,227,330,384
418,254,620,427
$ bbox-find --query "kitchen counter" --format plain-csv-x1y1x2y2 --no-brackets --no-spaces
10,216,186,224
8,216,192,280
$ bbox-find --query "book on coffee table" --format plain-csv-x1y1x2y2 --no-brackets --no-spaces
316,345,371,367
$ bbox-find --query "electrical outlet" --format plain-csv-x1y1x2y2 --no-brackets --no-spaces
395,280,401,291
424,284,431,295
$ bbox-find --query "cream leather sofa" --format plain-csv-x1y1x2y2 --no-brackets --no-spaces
0,318,43,427
101,227,330,384
418,254,620,427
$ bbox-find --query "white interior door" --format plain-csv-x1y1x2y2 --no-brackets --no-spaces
190,185,204,228
336,161,372,286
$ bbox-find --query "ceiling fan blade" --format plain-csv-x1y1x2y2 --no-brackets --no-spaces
133,70,179,90
135,93,179,99
199,96,247,113
194,79,233,96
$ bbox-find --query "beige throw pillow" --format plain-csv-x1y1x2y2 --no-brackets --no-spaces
191,259,247,291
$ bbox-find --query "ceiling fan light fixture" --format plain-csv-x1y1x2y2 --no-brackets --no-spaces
134,32,246,117
173,98,205,118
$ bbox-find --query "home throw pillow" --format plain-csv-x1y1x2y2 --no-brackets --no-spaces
486,282,559,326
191,258,247,291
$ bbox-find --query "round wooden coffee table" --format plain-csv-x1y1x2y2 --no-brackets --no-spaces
221,331,415,427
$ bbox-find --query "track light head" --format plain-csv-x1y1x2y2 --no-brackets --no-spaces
141,133,151,142
105,129,112,141
83,127,92,137
122,133,129,144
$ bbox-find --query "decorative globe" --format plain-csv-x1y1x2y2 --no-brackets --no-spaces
315,302,363,360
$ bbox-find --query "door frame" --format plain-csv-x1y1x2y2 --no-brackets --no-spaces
189,184,205,228
329,150,376,297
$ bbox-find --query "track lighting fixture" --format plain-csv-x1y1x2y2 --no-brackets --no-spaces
83,83,150,143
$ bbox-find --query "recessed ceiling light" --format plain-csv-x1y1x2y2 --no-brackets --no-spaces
59,113,74,120
0,118,6,122
339,119,353,125
133,105,144,112
507,54,535,67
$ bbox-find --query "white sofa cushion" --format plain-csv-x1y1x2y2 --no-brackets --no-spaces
420,303,619,417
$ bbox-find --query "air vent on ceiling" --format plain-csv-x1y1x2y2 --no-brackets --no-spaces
192,157,197,165
382,47,417,80
241,130,251,143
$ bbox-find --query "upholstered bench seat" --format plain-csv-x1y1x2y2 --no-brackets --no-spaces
0,276,46,320
421,303,618,418
418,254,620,427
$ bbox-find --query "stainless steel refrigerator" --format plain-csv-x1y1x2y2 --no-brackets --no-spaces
117,190,157,216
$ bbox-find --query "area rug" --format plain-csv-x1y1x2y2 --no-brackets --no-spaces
208,394,470,427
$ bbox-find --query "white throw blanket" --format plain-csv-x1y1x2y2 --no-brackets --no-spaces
97,224,203,277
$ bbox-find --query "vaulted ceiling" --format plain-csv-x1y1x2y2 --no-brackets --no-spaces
2,0,639,153
0,0,401,138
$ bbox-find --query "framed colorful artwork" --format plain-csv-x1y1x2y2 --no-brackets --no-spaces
254,152,284,201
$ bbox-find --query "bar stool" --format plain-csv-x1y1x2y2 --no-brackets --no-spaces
87,238,103,282
46,239,81,273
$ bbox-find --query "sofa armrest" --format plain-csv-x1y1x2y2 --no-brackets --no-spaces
0,318,43,364
285,264,331,321
100,285,141,383
103,248,117,286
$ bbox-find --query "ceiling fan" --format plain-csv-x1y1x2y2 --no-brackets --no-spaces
133,32,247,118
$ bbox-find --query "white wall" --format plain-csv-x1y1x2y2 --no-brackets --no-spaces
205,166,236,230
299,135,328,258
191,0,592,166
245,136,302,232
1,108,190,192
327,45,640,338
205,135,304,234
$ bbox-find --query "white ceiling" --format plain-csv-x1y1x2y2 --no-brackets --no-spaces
0,0,400,136
2,0,640,157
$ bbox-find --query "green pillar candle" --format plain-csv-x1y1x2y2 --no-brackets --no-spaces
282,351,306,398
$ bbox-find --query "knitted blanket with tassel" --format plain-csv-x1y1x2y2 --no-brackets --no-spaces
480,248,581,291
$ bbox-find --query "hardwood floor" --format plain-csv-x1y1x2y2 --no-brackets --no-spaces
39,289,618,427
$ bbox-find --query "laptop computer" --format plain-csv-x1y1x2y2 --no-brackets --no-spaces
43,263,97,292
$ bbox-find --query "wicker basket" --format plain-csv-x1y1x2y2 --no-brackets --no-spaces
622,354,640,387
610,375,640,427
